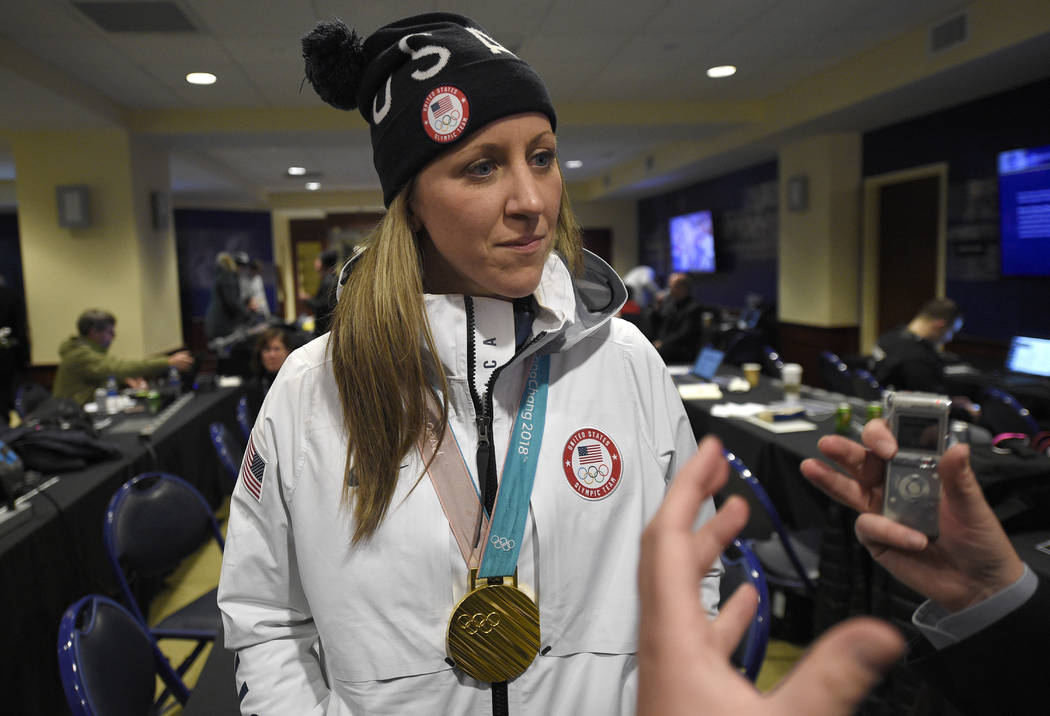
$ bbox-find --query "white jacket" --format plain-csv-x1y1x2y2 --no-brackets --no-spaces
218,252,720,715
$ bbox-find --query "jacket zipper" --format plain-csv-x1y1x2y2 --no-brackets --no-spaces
464,296,546,522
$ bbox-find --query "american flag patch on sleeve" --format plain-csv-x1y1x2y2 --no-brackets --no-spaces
240,435,266,502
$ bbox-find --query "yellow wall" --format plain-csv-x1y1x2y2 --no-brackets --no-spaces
778,133,862,327
569,195,638,276
129,135,182,353
6,128,181,364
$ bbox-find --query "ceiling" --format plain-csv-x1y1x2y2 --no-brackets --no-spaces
1,0,1049,207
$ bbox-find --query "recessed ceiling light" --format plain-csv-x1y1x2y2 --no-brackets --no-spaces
186,72,216,85
287,166,307,176
706,65,737,79
305,182,321,191
564,160,583,169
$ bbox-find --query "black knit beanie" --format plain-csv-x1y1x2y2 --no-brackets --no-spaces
302,13,557,207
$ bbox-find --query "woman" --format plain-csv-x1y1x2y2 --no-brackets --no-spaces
204,251,250,340
249,326,294,394
218,13,720,715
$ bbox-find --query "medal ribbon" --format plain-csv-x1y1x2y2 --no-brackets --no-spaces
419,354,550,577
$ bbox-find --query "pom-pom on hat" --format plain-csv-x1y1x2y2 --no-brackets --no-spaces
303,13,556,207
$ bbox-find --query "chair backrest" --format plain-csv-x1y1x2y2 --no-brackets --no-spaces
819,350,854,395
720,539,771,681
851,368,884,402
209,422,242,490
104,472,225,626
761,345,785,377
58,594,189,715
14,381,50,417
981,387,1040,436
236,396,252,442
723,449,817,594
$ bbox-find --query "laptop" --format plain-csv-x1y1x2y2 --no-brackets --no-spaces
691,346,726,383
1004,336,1050,379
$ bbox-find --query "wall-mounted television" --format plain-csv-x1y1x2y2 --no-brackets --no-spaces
998,144,1050,276
669,209,715,273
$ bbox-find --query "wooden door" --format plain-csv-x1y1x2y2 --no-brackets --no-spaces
877,176,940,336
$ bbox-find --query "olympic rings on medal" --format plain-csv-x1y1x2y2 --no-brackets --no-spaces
490,535,515,551
457,611,501,635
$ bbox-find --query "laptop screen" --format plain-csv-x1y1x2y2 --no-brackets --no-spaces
1006,336,1050,377
692,347,725,380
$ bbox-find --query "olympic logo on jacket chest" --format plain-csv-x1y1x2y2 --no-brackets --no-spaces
561,427,622,500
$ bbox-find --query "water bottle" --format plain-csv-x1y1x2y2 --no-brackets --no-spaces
104,375,120,412
168,366,182,396
94,387,108,415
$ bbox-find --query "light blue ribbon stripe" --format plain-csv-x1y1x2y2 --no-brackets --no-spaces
478,354,550,578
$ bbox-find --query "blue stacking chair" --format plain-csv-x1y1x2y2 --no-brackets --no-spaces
721,539,771,682
980,387,1040,437
819,350,854,395
210,422,243,491
103,472,225,700
761,345,785,377
723,450,819,595
851,368,884,402
58,594,191,714
236,395,252,442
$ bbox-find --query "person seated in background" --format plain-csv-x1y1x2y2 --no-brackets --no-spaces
298,248,339,336
647,272,704,363
250,326,302,396
52,309,193,405
872,298,963,393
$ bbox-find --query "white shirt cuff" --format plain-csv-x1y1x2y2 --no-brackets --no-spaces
912,564,1037,650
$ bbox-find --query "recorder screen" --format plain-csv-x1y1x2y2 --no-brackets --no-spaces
897,416,940,451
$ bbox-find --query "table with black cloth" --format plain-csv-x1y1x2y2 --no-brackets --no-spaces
0,386,245,716
678,369,840,539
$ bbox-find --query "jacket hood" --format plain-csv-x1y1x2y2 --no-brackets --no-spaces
58,335,100,357
538,249,626,355
337,247,626,354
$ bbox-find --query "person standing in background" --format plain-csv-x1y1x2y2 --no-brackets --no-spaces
205,252,253,340
299,248,339,336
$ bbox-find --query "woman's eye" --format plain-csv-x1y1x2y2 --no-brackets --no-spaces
532,151,555,168
468,160,495,177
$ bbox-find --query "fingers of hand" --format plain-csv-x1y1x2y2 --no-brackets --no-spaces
710,583,759,657
656,436,728,531
772,618,904,716
800,458,868,512
854,513,928,552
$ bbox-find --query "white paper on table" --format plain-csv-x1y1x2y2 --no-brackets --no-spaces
743,416,818,433
678,383,723,400
666,365,693,376
710,402,767,418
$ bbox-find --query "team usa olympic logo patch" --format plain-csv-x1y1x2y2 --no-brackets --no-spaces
562,428,622,500
422,85,469,143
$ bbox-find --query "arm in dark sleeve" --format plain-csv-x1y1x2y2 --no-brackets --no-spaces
909,574,1048,716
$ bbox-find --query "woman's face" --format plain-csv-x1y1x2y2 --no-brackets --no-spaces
261,337,290,374
410,113,562,300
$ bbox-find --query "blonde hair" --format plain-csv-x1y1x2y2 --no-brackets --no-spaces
330,180,582,543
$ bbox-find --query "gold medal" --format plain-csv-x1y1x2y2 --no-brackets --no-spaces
446,570,540,683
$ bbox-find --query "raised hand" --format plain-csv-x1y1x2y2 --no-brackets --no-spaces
801,420,1024,612
638,436,904,716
